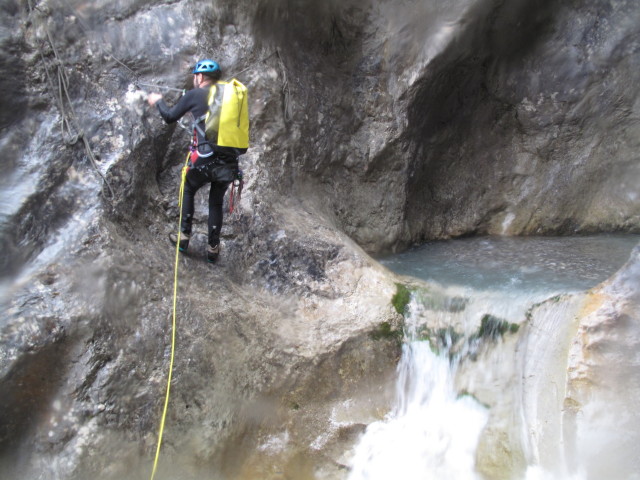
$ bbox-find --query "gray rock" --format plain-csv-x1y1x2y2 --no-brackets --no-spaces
1,0,639,478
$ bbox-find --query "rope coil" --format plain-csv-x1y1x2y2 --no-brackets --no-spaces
229,176,244,215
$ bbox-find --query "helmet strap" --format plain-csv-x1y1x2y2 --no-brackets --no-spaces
194,73,211,88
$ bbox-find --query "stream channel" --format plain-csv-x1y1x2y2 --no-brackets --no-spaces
349,234,640,480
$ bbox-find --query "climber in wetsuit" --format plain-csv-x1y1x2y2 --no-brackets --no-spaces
147,59,238,263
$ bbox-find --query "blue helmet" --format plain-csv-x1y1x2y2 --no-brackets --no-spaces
193,59,220,74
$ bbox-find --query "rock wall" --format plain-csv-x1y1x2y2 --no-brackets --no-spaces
456,245,640,479
245,0,640,251
0,2,406,478
1,0,639,478
402,0,640,244
562,246,640,478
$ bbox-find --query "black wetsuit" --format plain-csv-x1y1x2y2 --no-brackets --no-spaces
156,87,238,248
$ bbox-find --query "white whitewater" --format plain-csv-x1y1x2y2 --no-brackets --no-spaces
350,235,639,480
349,288,553,480
348,297,489,480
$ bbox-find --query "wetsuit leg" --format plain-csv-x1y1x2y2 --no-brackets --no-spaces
181,169,208,235
207,181,230,247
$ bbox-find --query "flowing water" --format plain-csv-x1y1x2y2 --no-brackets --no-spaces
350,235,639,480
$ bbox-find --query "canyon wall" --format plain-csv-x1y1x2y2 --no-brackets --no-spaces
0,0,638,478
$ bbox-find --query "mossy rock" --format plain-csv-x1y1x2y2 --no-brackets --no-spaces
433,326,463,348
414,325,463,356
474,314,520,340
391,283,411,315
446,296,468,312
369,321,403,342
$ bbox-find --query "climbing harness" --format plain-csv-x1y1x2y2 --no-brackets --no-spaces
149,152,190,480
229,171,244,214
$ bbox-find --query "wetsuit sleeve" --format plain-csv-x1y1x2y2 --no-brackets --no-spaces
156,90,198,123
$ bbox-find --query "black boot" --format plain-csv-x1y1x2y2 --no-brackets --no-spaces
169,232,190,252
207,243,219,263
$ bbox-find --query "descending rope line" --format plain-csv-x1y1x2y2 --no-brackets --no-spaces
26,0,115,200
275,49,292,122
225,50,278,80
150,153,190,480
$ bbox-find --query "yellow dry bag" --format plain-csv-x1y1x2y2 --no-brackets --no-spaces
203,79,249,155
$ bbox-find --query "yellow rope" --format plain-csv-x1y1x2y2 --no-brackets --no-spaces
150,153,191,480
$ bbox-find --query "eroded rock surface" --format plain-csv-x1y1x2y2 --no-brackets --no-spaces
1,0,639,478
459,246,640,479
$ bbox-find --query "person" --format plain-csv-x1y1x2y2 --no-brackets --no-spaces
147,59,239,263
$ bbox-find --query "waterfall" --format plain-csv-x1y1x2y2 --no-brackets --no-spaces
350,235,639,479
348,295,490,479
348,287,554,480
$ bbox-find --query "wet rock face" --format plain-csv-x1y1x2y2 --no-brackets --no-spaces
463,246,640,480
3,0,639,262
562,246,640,479
402,0,640,243
1,0,639,478
247,0,640,250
